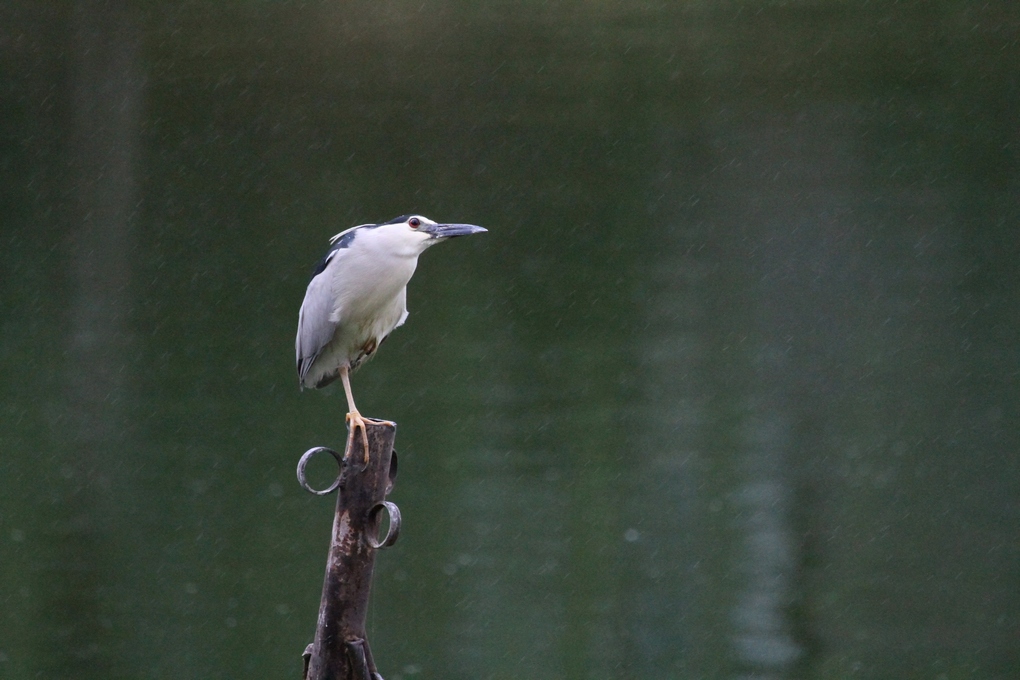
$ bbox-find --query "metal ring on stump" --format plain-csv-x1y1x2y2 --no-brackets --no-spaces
366,501,401,549
297,446,344,496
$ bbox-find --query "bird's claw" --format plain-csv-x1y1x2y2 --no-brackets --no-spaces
346,411,370,467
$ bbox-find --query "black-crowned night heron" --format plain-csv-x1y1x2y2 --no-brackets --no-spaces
296,214,486,458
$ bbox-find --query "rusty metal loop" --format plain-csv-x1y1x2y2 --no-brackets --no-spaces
297,446,344,496
365,501,401,549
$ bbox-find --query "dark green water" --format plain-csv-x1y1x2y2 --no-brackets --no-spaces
2,1,1018,678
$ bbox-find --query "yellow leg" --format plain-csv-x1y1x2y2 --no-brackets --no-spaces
340,365,370,465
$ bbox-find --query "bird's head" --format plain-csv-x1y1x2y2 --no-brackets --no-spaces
326,214,486,261
373,214,486,254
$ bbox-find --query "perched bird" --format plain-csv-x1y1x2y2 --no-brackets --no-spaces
296,214,486,456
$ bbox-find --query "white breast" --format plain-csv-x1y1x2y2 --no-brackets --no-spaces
321,231,418,369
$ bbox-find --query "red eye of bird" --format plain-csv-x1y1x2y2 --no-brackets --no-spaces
409,217,421,228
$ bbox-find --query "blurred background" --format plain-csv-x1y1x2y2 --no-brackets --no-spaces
1,1,1018,678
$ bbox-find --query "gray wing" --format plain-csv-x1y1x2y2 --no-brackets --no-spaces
296,265,339,386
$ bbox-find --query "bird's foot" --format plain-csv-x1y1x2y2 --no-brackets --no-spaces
346,410,371,467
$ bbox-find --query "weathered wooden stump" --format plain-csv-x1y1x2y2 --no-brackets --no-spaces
298,420,400,680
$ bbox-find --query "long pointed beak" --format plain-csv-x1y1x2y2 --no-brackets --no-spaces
424,223,487,239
